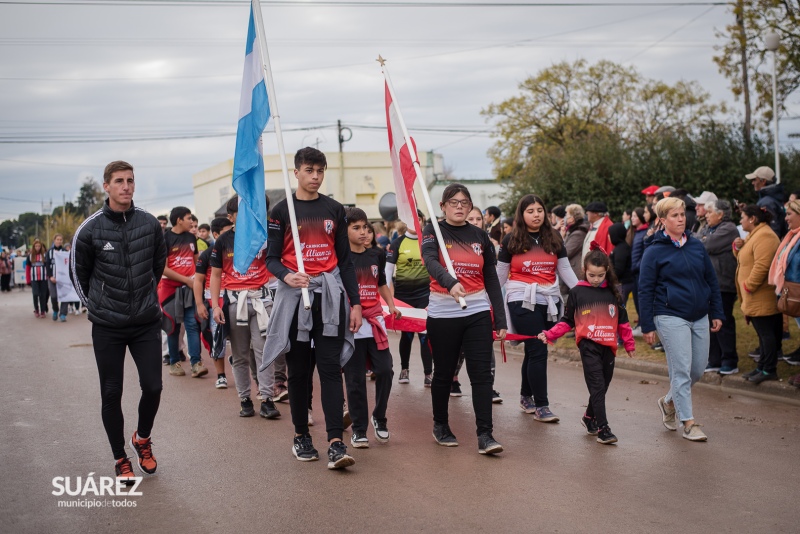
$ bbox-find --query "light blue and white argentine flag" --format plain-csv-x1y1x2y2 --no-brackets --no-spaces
232,5,270,274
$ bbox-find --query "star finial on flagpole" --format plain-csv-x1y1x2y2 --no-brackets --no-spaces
376,55,386,66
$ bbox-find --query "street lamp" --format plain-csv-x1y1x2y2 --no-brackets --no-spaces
765,31,780,183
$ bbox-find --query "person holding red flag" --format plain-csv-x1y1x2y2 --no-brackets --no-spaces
422,183,507,455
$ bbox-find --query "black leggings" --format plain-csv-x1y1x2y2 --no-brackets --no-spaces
579,339,615,427
508,301,553,406
0,274,10,292
285,297,346,441
92,320,163,460
427,311,494,436
31,280,49,313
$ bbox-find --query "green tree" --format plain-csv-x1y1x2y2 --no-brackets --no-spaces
76,177,104,217
714,0,800,135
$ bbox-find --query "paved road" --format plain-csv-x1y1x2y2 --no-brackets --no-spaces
1,289,798,533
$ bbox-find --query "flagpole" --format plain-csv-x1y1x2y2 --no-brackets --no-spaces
379,56,467,310
251,0,310,309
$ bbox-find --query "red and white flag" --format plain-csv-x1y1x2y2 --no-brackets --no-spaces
385,81,422,237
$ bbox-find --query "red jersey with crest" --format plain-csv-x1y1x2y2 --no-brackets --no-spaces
420,221,505,326
209,229,271,291
266,193,360,303
159,230,197,296
498,232,567,285
544,281,634,351
351,247,386,309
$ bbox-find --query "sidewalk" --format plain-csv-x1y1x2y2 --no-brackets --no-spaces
504,343,800,405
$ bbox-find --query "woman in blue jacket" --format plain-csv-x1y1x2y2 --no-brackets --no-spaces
638,197,724,442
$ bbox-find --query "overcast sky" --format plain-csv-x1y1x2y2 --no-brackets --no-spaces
1,0,798,221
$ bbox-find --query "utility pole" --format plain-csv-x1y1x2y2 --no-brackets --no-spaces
337,119,352,200
62,193,66,228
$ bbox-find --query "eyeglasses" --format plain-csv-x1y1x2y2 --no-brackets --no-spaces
445,199,471,208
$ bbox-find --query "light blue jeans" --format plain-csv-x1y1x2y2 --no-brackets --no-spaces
654,314,710,422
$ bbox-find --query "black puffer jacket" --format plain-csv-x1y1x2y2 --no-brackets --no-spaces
70,200,167,328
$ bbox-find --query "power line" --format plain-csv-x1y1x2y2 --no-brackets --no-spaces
0,1,729,7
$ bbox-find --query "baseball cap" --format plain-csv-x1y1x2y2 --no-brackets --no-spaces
655,186,676,195
694,191,718,205
745,166,775,181
641,185,659,196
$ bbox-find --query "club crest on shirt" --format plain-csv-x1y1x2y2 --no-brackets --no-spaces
523,260,531,268
608,304,616,318
471,243,483,256
324,219,334,235
190,243,195,252
371,265,378,278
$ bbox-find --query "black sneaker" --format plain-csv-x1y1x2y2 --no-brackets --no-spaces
292,433,319,462
492,390,503,404
651,342,664,352
351,430,369,449
259,399,281,419
179,350,187,362
372,416,390,443
597,425,618,444
581,414,599,435
162,354,169,366
748,371,778,384
450,381,462,397
327,441,355,469
477,432,503,455
432,422,458,447
239,397,255,417
743,368,761,379
785,352,800,366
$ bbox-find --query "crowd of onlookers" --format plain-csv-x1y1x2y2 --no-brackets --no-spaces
364,165,800,391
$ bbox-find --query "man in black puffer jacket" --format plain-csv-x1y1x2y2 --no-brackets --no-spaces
70,160,167,484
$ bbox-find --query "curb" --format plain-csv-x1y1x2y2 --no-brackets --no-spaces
503,344,800,405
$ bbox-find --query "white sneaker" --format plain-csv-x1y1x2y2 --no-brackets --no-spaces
631,326,642,337
657,396,677,431
682,423,707,442
215,376,228,389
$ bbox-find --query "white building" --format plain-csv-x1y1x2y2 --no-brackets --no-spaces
192,150,510,223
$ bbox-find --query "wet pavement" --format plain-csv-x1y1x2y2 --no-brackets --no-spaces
1,289,797,533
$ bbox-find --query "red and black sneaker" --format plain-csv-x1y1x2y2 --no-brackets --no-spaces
129,432,157,475
115,457,137,486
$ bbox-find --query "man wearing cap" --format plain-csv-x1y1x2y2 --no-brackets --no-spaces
641,185,659,207
746,166,787,238
693,191,718,237
582,201,614,261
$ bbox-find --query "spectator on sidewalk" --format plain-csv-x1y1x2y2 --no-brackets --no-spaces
0,250,12,292
484,206,503,247
769,199,800,377
746,166,787,238
701,200,739,375
693,191,718,237
582,201,614,260
559,204,588,300
734,205,781,384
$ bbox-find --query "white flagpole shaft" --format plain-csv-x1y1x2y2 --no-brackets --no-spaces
382,62,466,309
252,0,309,309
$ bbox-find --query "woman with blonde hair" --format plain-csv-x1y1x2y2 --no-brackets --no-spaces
638,197,724,442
